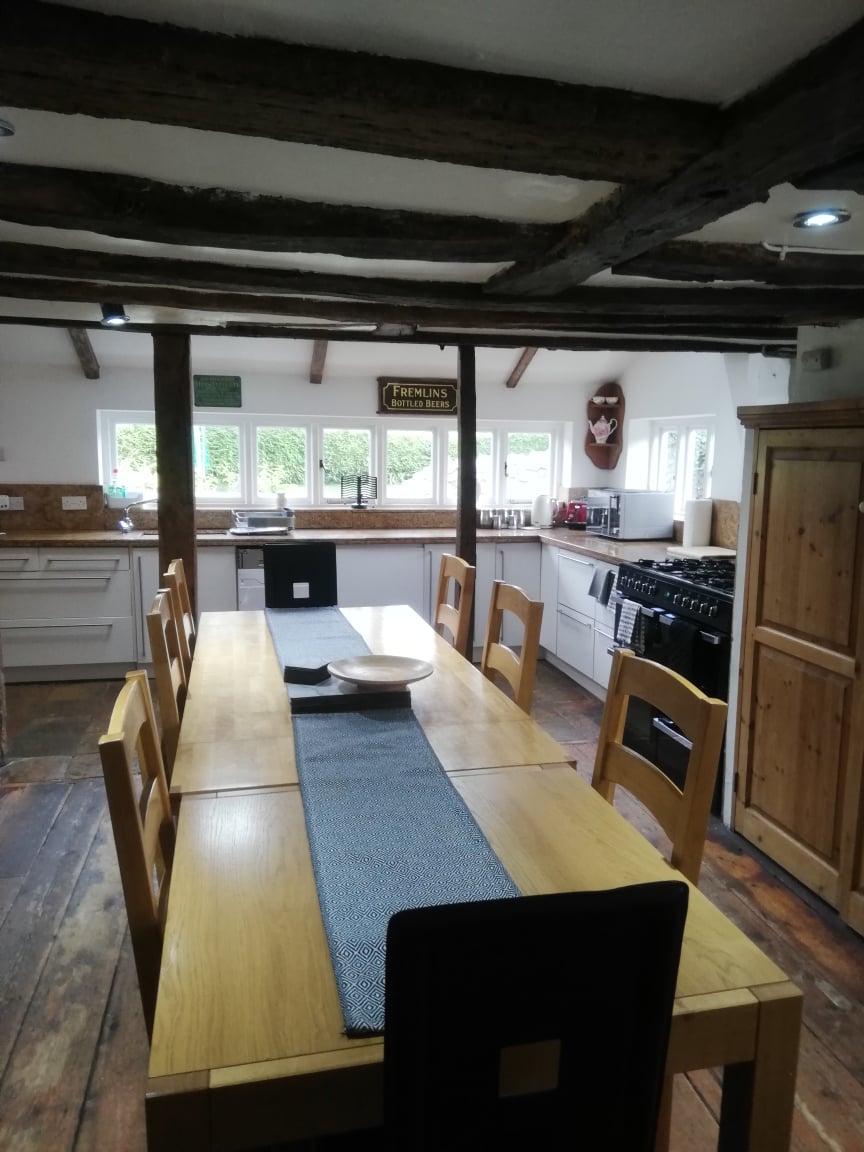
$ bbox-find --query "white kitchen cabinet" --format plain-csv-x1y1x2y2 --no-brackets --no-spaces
545,550,620,695
336,545,425,616
539,542,559,654
470,541,541,652
133,547,237,662
0,548,135,675
556,604,595,678
558,550,599,617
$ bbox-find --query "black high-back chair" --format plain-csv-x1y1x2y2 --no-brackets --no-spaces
382,881,689,1151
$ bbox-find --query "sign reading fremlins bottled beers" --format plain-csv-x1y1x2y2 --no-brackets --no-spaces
377,377,458,415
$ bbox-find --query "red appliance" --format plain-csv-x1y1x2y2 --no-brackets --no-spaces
564,501,588,529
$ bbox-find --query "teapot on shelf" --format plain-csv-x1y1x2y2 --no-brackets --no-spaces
588,414,618,444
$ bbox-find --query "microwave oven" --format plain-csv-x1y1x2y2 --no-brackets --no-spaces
587,489,675,540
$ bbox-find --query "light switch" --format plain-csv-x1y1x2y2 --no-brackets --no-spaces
293,582,311,599
61,495,88,510
0,495,9,510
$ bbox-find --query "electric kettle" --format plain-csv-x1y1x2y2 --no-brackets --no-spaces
532,494,557,527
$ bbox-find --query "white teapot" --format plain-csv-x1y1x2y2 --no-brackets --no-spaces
588,414,617,443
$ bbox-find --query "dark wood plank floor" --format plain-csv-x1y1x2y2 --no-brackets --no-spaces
1,666,862,1151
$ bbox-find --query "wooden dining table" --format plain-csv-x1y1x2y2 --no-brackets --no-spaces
147,606,801,1152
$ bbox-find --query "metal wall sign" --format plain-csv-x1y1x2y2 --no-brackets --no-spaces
193,374,242,407
377,377,457,415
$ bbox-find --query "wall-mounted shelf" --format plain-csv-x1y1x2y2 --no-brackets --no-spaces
585,382,624,470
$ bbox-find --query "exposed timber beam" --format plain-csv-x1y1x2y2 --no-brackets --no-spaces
310,340,328,384
505,348,537,388
0,314,796,355
0,162,557,262
2,3,719,184
0,272,854,327
614,241,864,287
66,326,100,379
489,16,864,294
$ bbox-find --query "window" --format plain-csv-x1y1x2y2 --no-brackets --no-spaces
648,418,714,514
256,425,308,501
99,411,562,509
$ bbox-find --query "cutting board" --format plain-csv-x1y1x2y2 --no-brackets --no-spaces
666,545,736,559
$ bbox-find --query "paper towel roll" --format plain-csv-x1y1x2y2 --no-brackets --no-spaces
682,499,712,548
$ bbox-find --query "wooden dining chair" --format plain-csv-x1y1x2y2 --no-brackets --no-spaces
382,881,689,1151
164,557,195,680
480,579,543,713
98,669,175,1043
146,589,188,780
590,647,727,1152
433,553,476,658
591,647,727,886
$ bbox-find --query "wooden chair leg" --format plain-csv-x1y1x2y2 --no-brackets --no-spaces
654,1073,673,1152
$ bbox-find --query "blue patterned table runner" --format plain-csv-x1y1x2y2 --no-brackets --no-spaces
292,708,520,1035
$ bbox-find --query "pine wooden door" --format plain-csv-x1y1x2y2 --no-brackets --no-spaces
735,425,864,933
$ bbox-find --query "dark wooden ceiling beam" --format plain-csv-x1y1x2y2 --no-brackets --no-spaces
310,340,328,384
2,2,719,185
489,15,864,295
505,348,537,388
0,271,853,326
0,314,796,356
66,326,100,379
614,241,864,286
0,162,558,262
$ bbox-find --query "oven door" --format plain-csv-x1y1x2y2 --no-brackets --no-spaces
614,606,728,812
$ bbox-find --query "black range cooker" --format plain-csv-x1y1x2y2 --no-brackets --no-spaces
611,557,735,813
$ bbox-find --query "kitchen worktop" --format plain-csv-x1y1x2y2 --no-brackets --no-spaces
0,526,676,564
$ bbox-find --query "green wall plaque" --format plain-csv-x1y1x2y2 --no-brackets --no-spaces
193,374,242,407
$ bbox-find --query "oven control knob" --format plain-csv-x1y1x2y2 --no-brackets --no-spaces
673,593,682,605
708,603,718,617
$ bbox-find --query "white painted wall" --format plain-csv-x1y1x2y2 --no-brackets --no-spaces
618,350,788,499
792,321,864,401
0,324,789,495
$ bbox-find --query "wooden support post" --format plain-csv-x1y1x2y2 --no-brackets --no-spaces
456,345,478,649
152,333,197,616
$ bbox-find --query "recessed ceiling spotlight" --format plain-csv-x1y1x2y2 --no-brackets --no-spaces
793,208,851,229
0,118,15,137
100,303,130,327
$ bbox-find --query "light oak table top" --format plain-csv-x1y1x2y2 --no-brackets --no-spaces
169,605,567,797
148,666,801,1152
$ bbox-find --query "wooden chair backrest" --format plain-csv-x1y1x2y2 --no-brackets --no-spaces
480,580,544,714
164,558,195,680
591,647,728,884
98,670,175,1042
433,553,476,658
146,589,187,779
384,881,689,1148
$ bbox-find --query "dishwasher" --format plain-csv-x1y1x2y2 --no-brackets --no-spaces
236,547,265,611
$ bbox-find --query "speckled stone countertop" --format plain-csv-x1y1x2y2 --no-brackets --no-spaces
0,526,678,564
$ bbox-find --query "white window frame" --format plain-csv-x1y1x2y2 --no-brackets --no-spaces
647,416,715,516
98,411,564,509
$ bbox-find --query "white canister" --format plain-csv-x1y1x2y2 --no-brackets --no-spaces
682,499,712,548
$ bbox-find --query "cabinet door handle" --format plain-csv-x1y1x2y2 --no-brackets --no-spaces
652,716,693,750
1,620,114,630
558,607,592,628
561,554,594,567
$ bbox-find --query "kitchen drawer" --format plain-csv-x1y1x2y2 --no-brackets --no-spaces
557,551,597,618
593,624,616,689
0,570,133,620
39,548,130,573
556,605,594,679
0,549,39,573
0,616,135,666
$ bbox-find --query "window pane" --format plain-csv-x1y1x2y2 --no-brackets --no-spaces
447,431,493,505
194,425,240,496
385,429,433,500
505,431,550,503
689,428,710,500
257,426,307,500
116,422,158,497
323,428,372,501
658,429,679,493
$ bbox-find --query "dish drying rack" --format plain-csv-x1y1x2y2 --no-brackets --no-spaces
230,508,295,535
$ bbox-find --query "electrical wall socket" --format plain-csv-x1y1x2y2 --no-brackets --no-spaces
8,496,23,510
61,495,88,511
0,495,10,510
